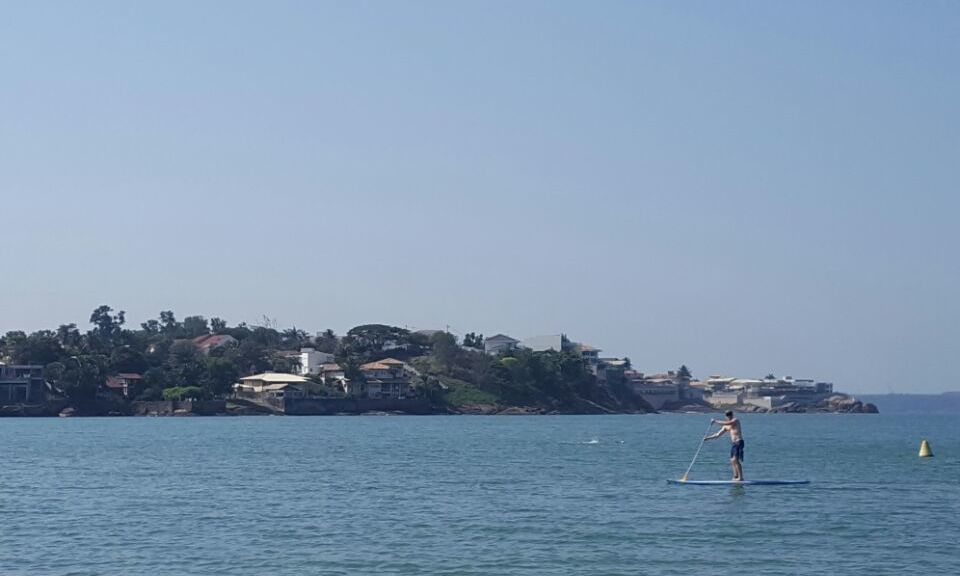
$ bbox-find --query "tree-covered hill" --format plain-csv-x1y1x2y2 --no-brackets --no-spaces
0,307,651,414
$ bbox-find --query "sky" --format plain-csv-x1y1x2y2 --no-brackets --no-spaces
1,1,958,393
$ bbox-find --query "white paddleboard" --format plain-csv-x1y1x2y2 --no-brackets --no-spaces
667,479,810,486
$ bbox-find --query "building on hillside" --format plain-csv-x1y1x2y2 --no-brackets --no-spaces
104,373,142,398
298,348,336,376
484,334,520,355
192,334,237,354
629,378,680,410
600,358,629,369
688,381,710,400
702,375,835,408
627,370,703,406
575,343,601,374
703,376,737,391
381,339,407,352
358,358,412,399
576,344,600,360
708,390,744,407
0,364,45,404
741,377,835,407
597,358,628,383
318,363,345,384
233,372,316,400
316,363,360,396
260,382,307,400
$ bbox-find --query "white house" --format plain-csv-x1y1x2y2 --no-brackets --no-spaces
299,348,336,376
484,334,520,355
233,372,313,397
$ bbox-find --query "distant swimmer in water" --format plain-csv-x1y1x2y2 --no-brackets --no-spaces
704,410,744,481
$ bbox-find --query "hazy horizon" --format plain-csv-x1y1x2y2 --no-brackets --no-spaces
2,1,958,394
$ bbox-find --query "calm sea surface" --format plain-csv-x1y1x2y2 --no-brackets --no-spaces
2,414,959,575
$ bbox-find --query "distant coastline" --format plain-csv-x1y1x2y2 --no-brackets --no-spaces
2,306,875,417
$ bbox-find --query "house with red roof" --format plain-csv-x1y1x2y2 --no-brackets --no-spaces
357,358,412,399
104,373,142,398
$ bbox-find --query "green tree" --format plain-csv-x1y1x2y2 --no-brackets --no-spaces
405,331,430,357
313,329,338,353
0,331,25,362
110,346,148,374
5,330,64,365
210,317,228,333
344,324,410,358
226,323,253,342
163,386,208,400
271,355,301,374
138,368,170,400
202,357,240,397
159,311,180,335
89,305,126,346
463,332,485,349
281,328,310,350
60,355,108,400
430,332,459,373
56,324,83,350
166,340,205,389
182,316,210,338
234,338,272,374
340,356,365,385
248,326,281,348
43,361,66,382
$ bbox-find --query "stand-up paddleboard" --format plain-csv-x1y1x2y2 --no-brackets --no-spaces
668,479,810,486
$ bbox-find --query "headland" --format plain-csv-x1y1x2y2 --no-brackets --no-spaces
1,307,876,417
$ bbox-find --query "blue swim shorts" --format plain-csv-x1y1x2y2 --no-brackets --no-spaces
730,439,744,461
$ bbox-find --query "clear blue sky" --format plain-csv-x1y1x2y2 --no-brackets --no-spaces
2,1,957,393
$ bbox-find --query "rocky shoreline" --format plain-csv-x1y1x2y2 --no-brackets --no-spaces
732,396,879,414
1,393,878,417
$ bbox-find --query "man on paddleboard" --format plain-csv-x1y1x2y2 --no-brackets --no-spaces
705,410,744,481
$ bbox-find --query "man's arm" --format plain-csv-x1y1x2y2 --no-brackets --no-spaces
704,428,728,441
712,418,734,426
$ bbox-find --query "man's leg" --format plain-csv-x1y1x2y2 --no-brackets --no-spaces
733,458,743,481
736,442,744,480
730,457,739,480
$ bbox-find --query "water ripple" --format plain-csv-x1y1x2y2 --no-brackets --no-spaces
1,414,959,575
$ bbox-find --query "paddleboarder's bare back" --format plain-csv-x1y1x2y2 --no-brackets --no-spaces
705,410,744,481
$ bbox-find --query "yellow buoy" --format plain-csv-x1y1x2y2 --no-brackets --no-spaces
919,439,934,458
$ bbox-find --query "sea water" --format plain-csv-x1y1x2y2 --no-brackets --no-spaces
1,414,958,575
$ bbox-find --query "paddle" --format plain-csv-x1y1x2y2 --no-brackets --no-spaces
680,420,715,481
